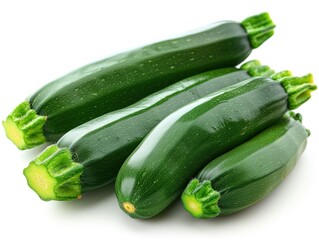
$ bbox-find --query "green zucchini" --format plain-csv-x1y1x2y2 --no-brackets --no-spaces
3,13,275,150
181,112,309,218
115,72,316,219
23,60,273,201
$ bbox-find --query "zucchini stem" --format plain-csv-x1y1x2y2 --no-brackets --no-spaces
274,72,317,109
240,60,275,77
2,101,47,150
288,111,311,136
23,145,83,201
241,12,276,48
288,111,303,123
181,179,220,219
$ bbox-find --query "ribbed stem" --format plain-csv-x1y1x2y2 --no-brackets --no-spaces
288,111,303,123
276,73,317,109
240,60,275,77
2,101,47,150
241,12,276,48
271,71,316,109
181,179,220,219
23,145,84,201
271,70,293,80
288,111,311,136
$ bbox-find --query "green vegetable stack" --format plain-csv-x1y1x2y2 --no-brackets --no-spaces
3,13,317,220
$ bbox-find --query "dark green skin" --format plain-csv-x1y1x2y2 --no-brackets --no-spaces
57,68,251,192
197,114,308,215
115,77,289,219
29,21,252,140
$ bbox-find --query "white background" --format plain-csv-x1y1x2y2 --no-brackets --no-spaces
0,1,318,239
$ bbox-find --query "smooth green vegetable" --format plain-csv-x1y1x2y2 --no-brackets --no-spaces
3,13,275,150
115,72,316,219
181,112,309,218
23,60,274,201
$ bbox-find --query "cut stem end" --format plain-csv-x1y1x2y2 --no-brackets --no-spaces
3,101,47,150
181,179,221,219
23,145,83,201
278,73,317,109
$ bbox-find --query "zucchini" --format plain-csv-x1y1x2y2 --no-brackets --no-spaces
115,72,316,219
23,60,273,201
181,112,309,218
3,13,275,150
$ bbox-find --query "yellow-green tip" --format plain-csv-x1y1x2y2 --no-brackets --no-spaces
24,162,58,200
23,145,84,201
181,194,204,218
272,72,317,109
181,179,221,219
123,202,136,214
3,116,27,150
3,101,47,150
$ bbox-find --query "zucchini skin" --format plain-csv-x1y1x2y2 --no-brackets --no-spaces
59,68,251,192
182,113,308,218
31,21,252,141
115,77,289,218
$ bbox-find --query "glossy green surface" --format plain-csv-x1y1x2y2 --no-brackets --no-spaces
58,68,251,192
189,113,308,217
115,77,289,219
29,21,253,141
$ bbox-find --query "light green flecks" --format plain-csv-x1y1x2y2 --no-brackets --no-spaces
2,101,47,150
181,179,221,219
23,145,84,201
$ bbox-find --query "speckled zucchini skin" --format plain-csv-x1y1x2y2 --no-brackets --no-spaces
181,113,308,218
115,77,289,218
29,21,252,140
59,68,251,192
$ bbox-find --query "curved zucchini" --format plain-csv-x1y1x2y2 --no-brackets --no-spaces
23,60,273,201
115,73,316,219
3,13,275,150
181,112,309,218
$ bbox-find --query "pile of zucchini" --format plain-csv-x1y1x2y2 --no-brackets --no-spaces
3,13,317,219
